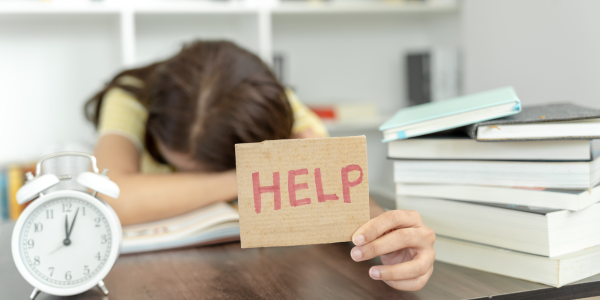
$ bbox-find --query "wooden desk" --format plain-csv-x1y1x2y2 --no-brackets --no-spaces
2,222,600,300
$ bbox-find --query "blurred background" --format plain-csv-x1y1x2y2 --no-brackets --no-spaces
1,0,599,204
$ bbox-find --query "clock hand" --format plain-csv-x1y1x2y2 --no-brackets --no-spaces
48,243,64,255
66,208,80,241
63,215,71,246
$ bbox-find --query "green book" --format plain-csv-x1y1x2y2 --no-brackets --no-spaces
379,86,521,142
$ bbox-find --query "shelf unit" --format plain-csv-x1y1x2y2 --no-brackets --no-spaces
0,0,459,193
0,0,458,66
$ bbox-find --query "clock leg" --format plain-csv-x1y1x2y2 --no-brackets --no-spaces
30,288,40,300
97,280,109,295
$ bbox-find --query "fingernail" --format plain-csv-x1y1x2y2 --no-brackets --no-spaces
370,268,380,279
351,248,362,261
353,234,365,245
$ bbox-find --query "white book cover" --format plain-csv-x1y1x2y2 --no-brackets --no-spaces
397,195,600,257
396,183,600,211
435,236,600,287
388,135,593,161
393,151,600,189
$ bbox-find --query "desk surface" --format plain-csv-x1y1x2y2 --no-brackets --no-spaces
2,222,600,300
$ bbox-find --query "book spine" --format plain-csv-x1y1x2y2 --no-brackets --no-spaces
308,106,336,120
272,53,286,86
406,52,431,106
463,123,478,140
0,170,7,220
8,165,25,220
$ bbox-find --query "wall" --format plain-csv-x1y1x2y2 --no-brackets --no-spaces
0,14,121,165
462,0,600,109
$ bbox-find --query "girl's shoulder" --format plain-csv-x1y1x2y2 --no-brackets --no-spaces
285,89,329,137
98,86,148,150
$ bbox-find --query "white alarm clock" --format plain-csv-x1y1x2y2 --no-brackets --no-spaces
11,152,122,300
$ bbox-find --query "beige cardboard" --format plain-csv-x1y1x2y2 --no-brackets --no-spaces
235,136,370,248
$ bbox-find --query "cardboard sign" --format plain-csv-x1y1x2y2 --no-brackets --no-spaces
235,136,370,248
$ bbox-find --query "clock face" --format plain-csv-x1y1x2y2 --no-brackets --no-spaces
18,197,113,288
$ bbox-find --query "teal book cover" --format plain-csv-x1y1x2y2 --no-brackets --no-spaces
379,86,521,141
0,170,7,220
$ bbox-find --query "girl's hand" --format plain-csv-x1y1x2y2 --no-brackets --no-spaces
350,210,436,291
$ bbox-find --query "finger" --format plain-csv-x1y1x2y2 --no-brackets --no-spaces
351,227,434,262
369,248,435,281
384,266,434,292
352,210,423,246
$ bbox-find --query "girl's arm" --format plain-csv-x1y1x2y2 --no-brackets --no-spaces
95,134,238,225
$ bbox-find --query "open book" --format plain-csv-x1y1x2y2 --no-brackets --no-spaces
120,202,240,254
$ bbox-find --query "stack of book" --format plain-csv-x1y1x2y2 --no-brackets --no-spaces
380,87,600,287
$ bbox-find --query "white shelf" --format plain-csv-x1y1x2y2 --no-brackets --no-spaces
272,1,457,15
0,0,457,15
0,1,121,14
134,1,259,15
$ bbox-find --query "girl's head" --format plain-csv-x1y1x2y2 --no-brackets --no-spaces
86,41,293,172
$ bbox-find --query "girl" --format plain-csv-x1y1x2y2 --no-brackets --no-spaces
86,40,435,291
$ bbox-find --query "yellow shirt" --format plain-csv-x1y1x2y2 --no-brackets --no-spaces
97,82,328,173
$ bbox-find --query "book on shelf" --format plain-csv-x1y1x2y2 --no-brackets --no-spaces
393,150,600,189
466,103,600,141
406,51,431,106
396,183,600,212
0,170,7,220
405,47,460,106
121,202,240,254
308,103,379,122
7,164,29,220
379,86,521,142
435,236,600,288
397,195,600,257
388,131,597,161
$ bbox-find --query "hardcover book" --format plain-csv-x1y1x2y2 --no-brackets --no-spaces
379,87,521,142
397,196,600,257
388,131,596,161
396,183,600,211
393,148,600,189
466,103,600,141
435,236,600,287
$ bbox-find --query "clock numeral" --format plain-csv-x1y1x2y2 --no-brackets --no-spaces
101,234,107,244
82,207,86,216
34,256,40,266
48,267,54,277
62,202,72,213
27,239,34,249
65,271,72,281
84,265,90,276
95,217,101,227
95,252,101,261
46,209,53,219
34,223,43,233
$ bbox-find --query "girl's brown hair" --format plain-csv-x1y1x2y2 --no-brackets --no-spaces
85,41,294,171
